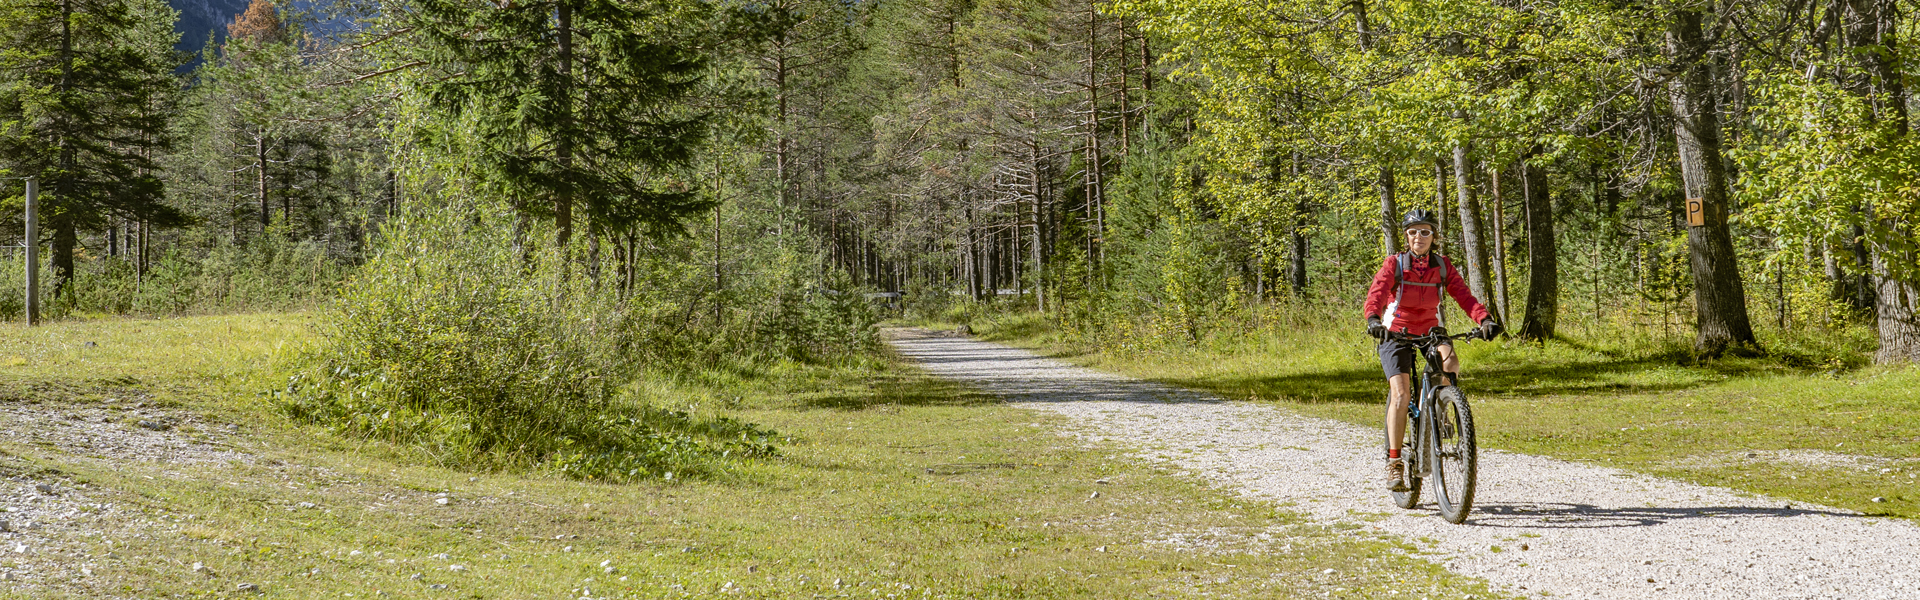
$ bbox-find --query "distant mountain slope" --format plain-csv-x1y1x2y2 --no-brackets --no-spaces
168,0,355,65
170,0,250,59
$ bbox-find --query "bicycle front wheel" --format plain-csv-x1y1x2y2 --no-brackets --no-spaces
1429,386,1478,524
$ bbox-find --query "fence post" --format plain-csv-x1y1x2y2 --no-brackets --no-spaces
24,177,37,326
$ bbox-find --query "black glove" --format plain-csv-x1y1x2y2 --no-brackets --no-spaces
1366,316,1385,340
1478,319,1503,340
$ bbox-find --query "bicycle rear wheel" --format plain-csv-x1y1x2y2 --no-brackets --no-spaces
1390,438,1422,509
1429,386,1477,523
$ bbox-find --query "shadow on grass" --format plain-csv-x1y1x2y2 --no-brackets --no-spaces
1162,353,1764,406
798,371,1000,410
1458,501,1859,528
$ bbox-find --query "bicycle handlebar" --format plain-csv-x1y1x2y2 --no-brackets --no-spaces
1381,328,1487,345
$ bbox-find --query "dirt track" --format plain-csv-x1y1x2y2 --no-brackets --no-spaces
888,329,1919,600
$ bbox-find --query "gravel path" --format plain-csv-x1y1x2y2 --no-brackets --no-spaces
887,330,1920,600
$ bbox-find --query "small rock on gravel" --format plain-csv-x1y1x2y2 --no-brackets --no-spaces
33,484,54,495
136,420,170,431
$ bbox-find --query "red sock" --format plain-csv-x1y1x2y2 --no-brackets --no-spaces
1387,448,1401,459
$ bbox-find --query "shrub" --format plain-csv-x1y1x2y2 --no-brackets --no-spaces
275,201,796,481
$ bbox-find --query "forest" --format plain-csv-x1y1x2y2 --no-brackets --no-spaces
1,0,1917,471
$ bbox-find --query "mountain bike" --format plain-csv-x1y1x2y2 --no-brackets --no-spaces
1385,328,1483,524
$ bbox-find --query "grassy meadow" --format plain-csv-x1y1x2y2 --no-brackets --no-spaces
0,314,1506,599
959,310,1920,521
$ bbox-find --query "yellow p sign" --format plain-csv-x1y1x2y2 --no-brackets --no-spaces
1685,197,1705,227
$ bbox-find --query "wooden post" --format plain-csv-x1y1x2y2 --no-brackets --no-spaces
24,177,39,326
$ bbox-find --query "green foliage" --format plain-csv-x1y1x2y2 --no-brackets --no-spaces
751,269,883,362
275,191,876,480
403,0,713,237
0,234,341,320
281,203,689,479
1102,131,1240,344
0,0,188,280
1736,71,1920,284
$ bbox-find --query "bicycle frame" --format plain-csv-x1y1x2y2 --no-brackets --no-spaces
1391,330,1476,480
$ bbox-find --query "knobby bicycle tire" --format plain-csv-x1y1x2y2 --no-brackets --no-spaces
1390,437,1422,509
1430,386,1477,523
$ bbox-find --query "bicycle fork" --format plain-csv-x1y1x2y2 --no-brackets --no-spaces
1409,387,1435,479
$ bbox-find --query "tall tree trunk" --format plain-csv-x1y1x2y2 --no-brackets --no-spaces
1355,0,1395,258
986,222,1000,297
1490,166,1511,323
1875,241,1920,362
554,1,575,258
1433,159,1448,236
257,135,269,235
1378,167,1399,254
1453,137,1494,309
1519,158,1558,340
1667,8,1758,356
138,218,149,280
1846,226,1877,312
1840,0,1920,362
1030,139,1046,312
966,203,982,301
1289,226,1309,296
1084,0,1104,272
50,0,74,297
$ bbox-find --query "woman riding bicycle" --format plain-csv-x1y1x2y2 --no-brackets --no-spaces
1363,209,1502,491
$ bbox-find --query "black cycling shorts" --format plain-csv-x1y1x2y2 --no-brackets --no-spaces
1378,338,1450,378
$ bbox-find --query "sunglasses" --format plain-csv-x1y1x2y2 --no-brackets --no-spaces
1405,229,1435,237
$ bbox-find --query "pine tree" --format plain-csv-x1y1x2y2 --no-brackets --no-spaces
406,0,713,256
0,0,188,296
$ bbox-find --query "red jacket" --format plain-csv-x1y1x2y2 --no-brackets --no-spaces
1361,253,1491,336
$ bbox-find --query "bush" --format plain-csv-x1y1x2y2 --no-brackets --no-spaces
274,201,811,481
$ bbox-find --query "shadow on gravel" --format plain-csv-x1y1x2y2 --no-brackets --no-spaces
1459,501,1860,528
993,380,1222,405
891,337,1223,405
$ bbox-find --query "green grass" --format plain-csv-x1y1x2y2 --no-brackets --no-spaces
963,311,1920,521
0,314,1507,599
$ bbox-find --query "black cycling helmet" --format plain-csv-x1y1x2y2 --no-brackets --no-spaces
1400,209,1440,231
